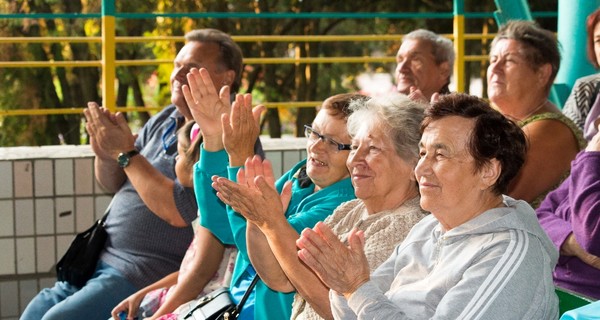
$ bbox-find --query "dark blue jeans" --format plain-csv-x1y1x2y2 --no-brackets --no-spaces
20,260,137,320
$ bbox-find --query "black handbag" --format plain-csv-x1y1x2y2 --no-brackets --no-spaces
55,212,109,288
181,274,260,320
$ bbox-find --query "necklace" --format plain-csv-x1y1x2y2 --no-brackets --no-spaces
508,99,548,122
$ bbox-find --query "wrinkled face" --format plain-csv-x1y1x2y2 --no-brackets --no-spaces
170,41,232,120
347,121,416,210
594,21,600,67
487,39,544,107
415,116,483,218
175,140,194,188
395,39,449,99
305,110,351,190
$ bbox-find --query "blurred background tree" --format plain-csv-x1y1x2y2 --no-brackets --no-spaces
0,0,557,146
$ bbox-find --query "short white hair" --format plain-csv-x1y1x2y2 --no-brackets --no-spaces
404,29,455,77
347,94,425,165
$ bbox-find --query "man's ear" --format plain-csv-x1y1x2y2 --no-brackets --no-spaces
480,158,501,191
536,63,552,86
223,70,236,86
437,61,451,81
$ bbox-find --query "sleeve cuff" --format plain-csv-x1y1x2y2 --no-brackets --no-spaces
347,280,380,312
172,181,199,223
227,166,242,182
199,144,229,175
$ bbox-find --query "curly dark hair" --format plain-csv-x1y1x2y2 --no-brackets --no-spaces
421,93,528,195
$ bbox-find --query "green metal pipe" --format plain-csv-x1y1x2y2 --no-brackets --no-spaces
493,0,532,25
555,0,600,92
0,11,556,20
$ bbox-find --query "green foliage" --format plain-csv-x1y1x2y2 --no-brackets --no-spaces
0,0,558,145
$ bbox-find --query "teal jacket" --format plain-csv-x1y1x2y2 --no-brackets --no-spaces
194,146,355,320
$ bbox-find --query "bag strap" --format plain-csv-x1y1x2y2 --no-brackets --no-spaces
99,211,109,224
99,202,112,225
182,275,261,320
236,274,260,311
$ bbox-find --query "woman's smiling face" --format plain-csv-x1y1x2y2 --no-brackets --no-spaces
415,116,484,222
305,109,351,190
347,120,417,212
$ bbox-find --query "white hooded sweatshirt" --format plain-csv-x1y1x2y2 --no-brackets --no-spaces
331,196,559,320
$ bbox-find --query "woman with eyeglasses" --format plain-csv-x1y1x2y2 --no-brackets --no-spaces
212,94,428,320
184,67,364,320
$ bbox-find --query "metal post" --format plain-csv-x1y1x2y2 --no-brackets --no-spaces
555,0,600,95
101,0,116,112
453,0,465,93
493,0,532,25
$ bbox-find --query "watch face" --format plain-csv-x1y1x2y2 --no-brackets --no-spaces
117,153,130,168
117,150,138,168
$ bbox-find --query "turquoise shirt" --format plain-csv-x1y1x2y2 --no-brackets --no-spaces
194,146,355,320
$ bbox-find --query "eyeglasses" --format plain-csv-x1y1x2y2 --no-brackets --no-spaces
304,125,351,153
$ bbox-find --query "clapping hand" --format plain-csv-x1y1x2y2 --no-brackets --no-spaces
407,86,439,105
222,94,265,166
182,67,231,148
83,102,136,160
296,222,371,299
211,155,291,228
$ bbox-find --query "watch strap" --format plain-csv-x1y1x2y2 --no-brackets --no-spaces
123,150,139,158
117,149,139,168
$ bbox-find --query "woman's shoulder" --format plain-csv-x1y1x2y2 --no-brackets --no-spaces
324,199,363,223
573,73,600,88
521,112,577,133
522,111,571,125
358,197,428,238
522,112,586,150
380,197,428,222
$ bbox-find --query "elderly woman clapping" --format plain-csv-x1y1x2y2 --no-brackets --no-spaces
297,93,560,319
185,66,361,319
212,95,428,319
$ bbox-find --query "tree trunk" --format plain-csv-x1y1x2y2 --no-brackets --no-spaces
131,77,150,123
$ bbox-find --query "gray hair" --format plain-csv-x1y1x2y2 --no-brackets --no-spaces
490,20,560,93
404,29,455,77
347,94,425,166
185,29,244,93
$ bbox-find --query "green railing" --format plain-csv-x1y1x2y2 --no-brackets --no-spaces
0,0,557,117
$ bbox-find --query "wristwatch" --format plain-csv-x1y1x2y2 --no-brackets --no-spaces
117,150,139,168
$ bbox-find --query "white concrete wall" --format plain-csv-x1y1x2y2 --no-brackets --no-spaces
0,138,306,319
